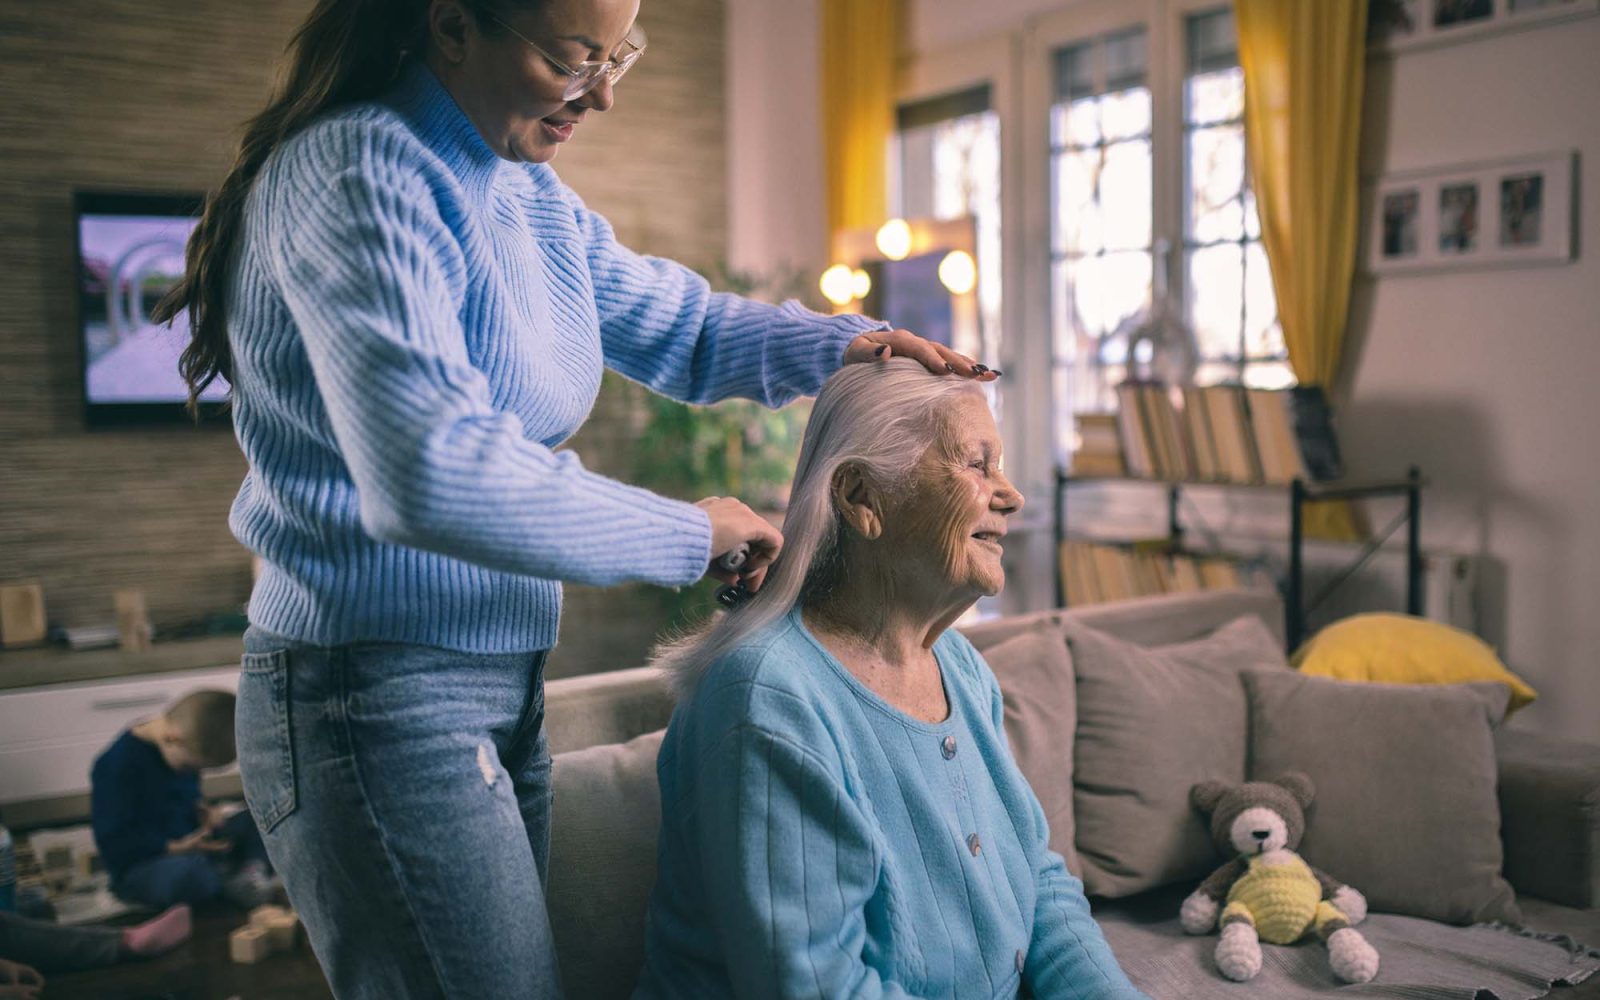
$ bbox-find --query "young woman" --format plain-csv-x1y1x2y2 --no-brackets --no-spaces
155,0,991,996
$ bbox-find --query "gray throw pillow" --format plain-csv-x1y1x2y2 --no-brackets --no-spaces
1243,670,1520,925
983,628,1082,876
547,728,665,999
1068,614,1289,897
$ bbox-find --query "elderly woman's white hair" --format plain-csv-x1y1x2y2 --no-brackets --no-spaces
653,357,987,690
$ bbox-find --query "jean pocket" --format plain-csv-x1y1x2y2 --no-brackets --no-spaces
237,649,297,832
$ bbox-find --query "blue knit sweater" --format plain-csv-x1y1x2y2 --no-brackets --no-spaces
636,611,1150,1000
226,63,884,652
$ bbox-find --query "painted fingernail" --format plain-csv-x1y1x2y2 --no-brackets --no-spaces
989,369,1004,376
946,362,957,373
974,364,990,374
875,345,887,357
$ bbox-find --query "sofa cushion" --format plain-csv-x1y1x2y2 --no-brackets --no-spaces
1243,670,1520,925
547,728,664,1000
982,627,1082,875
1292,612,1537,715
1067,614,1290,897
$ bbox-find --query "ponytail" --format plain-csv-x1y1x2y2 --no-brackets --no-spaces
154,0,431,415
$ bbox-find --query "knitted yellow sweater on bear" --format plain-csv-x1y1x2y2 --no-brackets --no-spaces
1224,854,1323,944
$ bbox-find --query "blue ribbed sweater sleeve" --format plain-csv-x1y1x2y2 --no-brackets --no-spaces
563,185,887,408
982,674,1151,1000
692,718,925,999
262,135,713,588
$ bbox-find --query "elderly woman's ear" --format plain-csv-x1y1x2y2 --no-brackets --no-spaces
831,463,884,540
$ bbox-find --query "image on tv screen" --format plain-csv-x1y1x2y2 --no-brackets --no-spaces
77,198,229,406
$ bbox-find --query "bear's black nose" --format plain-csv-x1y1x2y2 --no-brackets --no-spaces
1252,830,1270,840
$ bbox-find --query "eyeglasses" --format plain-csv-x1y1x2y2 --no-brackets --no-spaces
489,15,647,102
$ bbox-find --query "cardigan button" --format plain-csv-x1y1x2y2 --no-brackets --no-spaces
967,833,982,856
941,735,957,759
1016,949,1026,973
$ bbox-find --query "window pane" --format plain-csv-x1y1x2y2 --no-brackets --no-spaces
1186,243,1243,359
1054,149,1102,255
1186,124,1245,243
1067,253,1105,337
1184,66,1244,127
1051,258,1077,364
1053,41,1094,104
1243,361,1296,390
1243,242,1282,358
1102,140,1152,249
1101,88,1151,142
1104,28,1148,91
1101,250,1153,340
1192,360,1240,386
1243,182,1262,240
1186,9,1239,76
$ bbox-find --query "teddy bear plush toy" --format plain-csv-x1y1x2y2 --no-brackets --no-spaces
1180,773,1380,984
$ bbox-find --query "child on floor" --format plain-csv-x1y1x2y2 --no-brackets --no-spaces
90,689,278,910
0,903,192,995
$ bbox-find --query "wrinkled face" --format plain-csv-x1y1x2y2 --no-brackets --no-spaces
437,0,640,164
888,393,1024,600
1227,807,1289,856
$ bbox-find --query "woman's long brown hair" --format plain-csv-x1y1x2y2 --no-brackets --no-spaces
154,0,502,416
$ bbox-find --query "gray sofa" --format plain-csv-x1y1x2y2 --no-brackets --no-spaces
540,589,1600,999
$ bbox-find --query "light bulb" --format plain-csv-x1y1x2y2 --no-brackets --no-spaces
938,250,977,295
819,264,856,306
850,268,872,300
875,219,913,261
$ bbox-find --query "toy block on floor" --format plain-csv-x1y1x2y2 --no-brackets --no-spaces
249,904,288,929
229,925,272,964
264,911,301,951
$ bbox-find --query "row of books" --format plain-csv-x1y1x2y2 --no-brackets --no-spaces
1071,383,1341,485
1058,540,1256,607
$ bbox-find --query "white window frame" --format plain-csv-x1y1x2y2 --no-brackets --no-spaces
895,0,1264,614
895,35,1053,616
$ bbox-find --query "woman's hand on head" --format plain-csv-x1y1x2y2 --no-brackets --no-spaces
696,496,783,592
842,329,1000,381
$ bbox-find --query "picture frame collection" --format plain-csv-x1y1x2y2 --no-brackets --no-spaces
1368,151,1575,275
1370,0,1600,53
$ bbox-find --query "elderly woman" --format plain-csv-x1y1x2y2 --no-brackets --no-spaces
636,359,1148,1000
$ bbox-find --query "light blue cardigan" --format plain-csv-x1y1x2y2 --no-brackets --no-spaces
637,610,1150,1000
225,62,884,652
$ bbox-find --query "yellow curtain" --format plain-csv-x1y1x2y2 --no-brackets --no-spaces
820,0,900,241
1235,0,1367,539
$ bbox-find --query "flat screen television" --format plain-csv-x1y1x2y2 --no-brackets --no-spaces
74,190,229,426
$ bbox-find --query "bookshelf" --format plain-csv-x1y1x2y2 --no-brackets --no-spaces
1053,466,1425,652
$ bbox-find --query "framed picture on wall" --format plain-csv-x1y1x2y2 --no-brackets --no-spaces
1369,0,1597,51
1366,151,1575,274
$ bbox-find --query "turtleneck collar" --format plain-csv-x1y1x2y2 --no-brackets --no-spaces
384,60,505,194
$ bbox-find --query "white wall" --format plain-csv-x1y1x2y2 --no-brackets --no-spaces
724,0,828,277
1345,19,1600,742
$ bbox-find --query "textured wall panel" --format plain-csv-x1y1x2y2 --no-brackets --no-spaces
0,0,726,671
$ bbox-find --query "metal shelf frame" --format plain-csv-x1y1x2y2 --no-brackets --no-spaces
1054,465,1425,651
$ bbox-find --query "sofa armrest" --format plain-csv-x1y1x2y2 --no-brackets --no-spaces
1495,727,1600,909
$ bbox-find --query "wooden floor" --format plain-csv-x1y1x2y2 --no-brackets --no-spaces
39,902,333,1000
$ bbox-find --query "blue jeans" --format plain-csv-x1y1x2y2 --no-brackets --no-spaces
237,628,560,1000
112,810,270,909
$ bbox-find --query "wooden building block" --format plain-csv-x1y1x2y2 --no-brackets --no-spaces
113,588,152,653
41,845,72,871
229,925,271,964
264,911,300,951
0,584,46,648
249,904,287,929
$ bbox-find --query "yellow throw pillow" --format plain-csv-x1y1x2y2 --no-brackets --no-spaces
1291,613,1536,714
